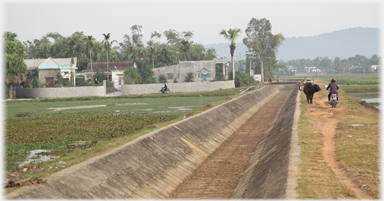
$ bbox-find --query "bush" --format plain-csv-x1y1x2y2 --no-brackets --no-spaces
76,75,91,86
159,75,167,83
167,73,174,79
184,72,194,82
173,78,178,83
233,71,257,87
106,80,114,88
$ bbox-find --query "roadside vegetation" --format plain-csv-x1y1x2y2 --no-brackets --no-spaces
296,77,379,198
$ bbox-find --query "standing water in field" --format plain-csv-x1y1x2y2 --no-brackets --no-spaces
18,149,59,168
349,92,381,109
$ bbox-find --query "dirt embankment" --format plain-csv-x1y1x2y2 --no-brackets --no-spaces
305,91,375,199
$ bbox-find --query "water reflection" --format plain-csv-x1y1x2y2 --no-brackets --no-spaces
18,149,59,167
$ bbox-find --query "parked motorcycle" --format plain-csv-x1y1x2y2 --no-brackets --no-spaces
325,85,338,108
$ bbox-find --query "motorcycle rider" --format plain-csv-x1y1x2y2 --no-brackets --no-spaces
326,78,339,101
161,83,168,93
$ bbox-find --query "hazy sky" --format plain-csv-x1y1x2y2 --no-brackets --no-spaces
2,0,382,46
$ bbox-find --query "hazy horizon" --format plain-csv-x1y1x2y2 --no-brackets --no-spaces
3,0,381,46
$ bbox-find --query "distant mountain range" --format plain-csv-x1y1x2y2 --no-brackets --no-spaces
204,27,380,62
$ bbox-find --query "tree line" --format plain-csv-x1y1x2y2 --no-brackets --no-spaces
22,25,217,72
276,54,380,75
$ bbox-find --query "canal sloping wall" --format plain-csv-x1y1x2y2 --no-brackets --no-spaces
232,85,299,198
6,85,284,199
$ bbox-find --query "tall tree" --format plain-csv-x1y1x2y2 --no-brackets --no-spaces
102,33,111,77
131,24,143,47
163,29,180,45
86,36,94,80
243,18,284,82
180,40,191,61
220,28,241,83
5,32,28,99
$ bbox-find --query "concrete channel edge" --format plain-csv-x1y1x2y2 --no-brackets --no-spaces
231,85,299,199
6,85,285,199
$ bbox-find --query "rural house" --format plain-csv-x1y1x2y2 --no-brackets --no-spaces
23,57,77,87
82,61,136,91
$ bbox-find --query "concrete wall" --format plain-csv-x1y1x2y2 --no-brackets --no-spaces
121,80,234,95
6,85,289,199
16,81,106,98
152,58,228,82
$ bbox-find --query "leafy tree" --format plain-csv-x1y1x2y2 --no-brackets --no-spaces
5,32,27,99
54,72,66,86
243,18,284,82
184,72,194,82
123,67,142,84
147,31,162,68
131,47,154,83
205,48,217,60
180,40,191,61
131,24,144,47
220,28,241,83
26,69,40,88
94,68,107,85
233,71,257,87
163,29,180,45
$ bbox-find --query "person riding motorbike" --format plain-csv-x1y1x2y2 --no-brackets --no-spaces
161,83,168,93
326,78,339,101
268,77,272,84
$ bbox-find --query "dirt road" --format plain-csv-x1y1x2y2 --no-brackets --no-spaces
167,90,291,199
305,89,374,199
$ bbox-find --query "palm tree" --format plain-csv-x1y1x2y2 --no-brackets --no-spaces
6,54,27,98
219,28,241,84
102,33,111,79
86,36,94,80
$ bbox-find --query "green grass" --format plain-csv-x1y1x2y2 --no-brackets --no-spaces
340,85,380,93
5,96,228,120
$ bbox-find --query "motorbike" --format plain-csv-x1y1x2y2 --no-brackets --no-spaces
159,87,170,94
325,85,338,108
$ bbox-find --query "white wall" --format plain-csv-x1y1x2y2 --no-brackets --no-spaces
16,81,106,98
121,81,234,95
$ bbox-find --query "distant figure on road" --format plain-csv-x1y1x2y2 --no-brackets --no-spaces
277,76,279,83
268,77,272,84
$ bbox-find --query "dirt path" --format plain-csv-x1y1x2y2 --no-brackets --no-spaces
305,90,373,199
167,91,290,199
